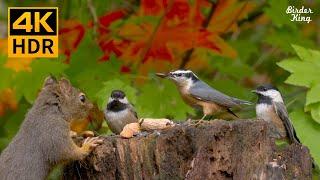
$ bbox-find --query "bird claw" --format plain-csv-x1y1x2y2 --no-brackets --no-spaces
187,119,205,126
194,120,205,126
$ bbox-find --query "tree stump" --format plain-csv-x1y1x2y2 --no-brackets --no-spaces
63,120,313,180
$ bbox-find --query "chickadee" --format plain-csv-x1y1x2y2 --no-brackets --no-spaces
156,70,252,119
104,90,138,134
252,84,300,144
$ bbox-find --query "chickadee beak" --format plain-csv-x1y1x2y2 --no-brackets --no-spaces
251,90,259,94
156,72,170,78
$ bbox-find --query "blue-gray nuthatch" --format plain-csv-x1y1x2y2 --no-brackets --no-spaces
252,84,300,144
156,70,252,119
104,90,138,134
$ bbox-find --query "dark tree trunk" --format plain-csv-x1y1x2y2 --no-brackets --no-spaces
63,120,313,180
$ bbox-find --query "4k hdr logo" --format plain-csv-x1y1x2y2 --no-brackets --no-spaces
8,7,58,58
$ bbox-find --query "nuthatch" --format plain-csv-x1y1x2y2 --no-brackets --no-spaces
104,90,138,134
156,70,252,119
252,84,300,144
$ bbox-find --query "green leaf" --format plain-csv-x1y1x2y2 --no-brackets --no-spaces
0,138,10,152
209,79,252,100
136,80,194,120
0,101,30,139
277,58,302,73
14,59,67,103
278,59,320,88
292,44,320,66
96,79,137,110
209,56,254,80
284,72,319,88
306,84,320,106
310,104,320,124
264,0,295,28
230,39,259,62
109,19,125,31
278,46,320,123
264,28,314,53
0,55,14,91
127,16,160,26
0,100,30,151
290,110,320,166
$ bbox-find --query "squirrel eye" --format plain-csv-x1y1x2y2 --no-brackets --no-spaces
79,93,86,103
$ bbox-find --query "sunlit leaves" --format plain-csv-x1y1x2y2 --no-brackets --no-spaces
209,0,256,33
305,84,320,108
93,0,255,71
290,110,320,165
278,45,320,123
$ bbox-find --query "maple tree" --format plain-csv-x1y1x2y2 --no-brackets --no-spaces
58,0,253,71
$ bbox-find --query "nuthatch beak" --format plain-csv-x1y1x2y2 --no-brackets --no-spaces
156,72,171,78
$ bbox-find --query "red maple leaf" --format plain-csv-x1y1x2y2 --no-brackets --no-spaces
59,20,86,62
61,0,255,71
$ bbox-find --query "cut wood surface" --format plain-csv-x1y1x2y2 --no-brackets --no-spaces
63,119,313,180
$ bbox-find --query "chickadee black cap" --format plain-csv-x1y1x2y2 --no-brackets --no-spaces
111,90,126,99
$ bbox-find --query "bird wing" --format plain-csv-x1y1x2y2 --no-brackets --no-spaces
273,101,300,143
128,104,139,120
106,120,122,134
189,80,249,108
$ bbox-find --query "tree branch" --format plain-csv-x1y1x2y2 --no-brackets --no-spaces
87,0,99,38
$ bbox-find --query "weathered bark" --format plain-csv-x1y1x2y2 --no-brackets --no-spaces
63,120,313,180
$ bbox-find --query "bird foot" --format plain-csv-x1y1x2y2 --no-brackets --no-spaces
194,119,205,126
187,119,205,126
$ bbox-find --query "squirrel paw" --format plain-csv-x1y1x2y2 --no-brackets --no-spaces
81,137,103,153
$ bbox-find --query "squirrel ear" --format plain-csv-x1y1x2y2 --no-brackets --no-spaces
59,78,72,95
43,76,57,87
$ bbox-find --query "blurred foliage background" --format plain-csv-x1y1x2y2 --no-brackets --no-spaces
0,0,320,175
